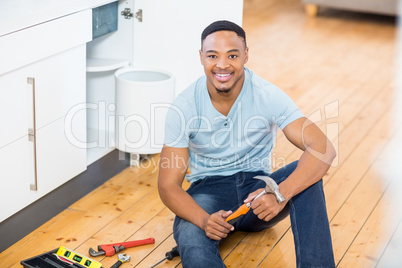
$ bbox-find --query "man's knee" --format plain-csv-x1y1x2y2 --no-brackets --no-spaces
179,243,224,268
173,216,213,249
173,217,225,267
290,178,327,210
304,179,325,197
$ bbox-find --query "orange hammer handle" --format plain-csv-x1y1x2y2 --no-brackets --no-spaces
225,203,250,224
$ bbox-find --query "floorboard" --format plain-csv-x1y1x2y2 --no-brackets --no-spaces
0,0,398,267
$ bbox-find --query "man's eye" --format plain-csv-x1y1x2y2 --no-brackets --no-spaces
208,55,217,58
229,55,238,59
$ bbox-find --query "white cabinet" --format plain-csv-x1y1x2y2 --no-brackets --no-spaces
33,47,88,130
0,67,31,149
36,112,86,195
0,10,91,222
0,137,35,221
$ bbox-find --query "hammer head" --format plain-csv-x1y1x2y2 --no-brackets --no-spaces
118,253,131,262
253,175,279,193
253,175,286,204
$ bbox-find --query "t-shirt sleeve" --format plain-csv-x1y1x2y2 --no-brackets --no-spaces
164,97,190,148
273,87,304,130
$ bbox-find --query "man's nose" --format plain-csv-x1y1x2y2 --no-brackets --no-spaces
216,57,229,69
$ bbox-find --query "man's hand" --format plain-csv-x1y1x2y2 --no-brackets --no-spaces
203,210,234,240
244,189,287,222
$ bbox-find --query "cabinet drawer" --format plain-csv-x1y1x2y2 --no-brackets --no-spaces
0,9,92,76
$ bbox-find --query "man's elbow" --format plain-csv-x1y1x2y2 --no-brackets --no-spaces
157,175,170,206
157,172,169,196
157,171,182,204
326,139,337,165
306,137,337,166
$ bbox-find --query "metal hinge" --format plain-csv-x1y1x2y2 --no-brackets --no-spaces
28,128,35,141
135,9,143,22
121,8,133,19
121,8,142,22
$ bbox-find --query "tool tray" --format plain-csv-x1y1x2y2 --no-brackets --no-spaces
21,249,86,268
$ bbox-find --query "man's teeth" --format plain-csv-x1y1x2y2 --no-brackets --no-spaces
216,73,230,77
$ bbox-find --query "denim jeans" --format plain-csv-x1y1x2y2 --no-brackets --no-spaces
173,161,335,268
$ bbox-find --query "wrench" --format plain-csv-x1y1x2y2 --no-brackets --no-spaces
89,238,155,257
110,253,130,268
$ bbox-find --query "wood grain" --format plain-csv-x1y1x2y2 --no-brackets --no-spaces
0,0,398,267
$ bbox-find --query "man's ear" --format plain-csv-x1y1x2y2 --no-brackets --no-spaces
244,47,249,64
199,49,204,65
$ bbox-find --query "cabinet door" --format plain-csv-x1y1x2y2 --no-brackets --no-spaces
27,45,87,196
33,45,87,129
132,0,244,95
0,136,35,222
0,66,33,148
0,113,86,222
0,45,87,223
36,113,86,195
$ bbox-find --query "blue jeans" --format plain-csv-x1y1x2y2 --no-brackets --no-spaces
173,161,335,268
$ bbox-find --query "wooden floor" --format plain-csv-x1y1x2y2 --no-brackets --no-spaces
1,0,400,267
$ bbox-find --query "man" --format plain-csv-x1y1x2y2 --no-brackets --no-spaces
158,20,336,267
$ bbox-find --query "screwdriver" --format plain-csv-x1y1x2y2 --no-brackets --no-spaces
150,246,180,268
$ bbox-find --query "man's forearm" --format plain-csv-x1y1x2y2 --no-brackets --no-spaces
280,117,337,200
157,146,210,229
279,148,335,201
159,182,210,230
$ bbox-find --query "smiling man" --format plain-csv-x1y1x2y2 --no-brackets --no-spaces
158,20,336,268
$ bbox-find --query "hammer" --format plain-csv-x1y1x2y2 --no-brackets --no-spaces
225,176,285,225
253,175,286,204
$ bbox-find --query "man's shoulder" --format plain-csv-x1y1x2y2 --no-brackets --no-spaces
176,75,205,101
170,75,205,115
246,68,282,97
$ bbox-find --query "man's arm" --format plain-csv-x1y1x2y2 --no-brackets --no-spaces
246,117,336,221
279,117,336,199
158,145,234,240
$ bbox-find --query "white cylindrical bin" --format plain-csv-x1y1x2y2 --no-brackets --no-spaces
115,67,174,154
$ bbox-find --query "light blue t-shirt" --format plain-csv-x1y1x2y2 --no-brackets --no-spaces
164,68,304,183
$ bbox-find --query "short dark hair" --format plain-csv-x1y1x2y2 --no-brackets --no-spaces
201,20,247,48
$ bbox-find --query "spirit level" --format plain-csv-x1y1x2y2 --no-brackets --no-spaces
56,246,103,268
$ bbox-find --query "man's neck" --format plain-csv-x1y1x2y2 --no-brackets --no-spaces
207,77,245,117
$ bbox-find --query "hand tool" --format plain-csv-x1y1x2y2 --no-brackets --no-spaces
150,246,180,268
89,238,155,257
110,253,130,268
56,246,103,268
225,176,285,225
254,175,286,204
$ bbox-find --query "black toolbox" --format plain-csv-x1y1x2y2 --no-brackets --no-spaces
21,248,86,268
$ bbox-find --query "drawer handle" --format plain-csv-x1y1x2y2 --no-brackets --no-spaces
27,77,38,191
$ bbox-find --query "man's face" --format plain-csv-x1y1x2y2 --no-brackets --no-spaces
200,31,249,94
